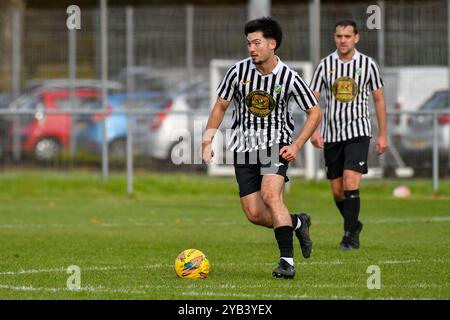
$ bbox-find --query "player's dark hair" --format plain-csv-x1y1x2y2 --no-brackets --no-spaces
244,17,283,51
335,20,359,35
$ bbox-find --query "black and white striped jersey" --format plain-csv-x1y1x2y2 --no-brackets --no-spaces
217,57,318,153
310,50,384,143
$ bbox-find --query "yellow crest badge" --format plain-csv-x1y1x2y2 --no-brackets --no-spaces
332,77,359,103
245,90,276,118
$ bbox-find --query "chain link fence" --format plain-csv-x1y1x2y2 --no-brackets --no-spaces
0,1,449,191
1,107,449,177
1,1,447,89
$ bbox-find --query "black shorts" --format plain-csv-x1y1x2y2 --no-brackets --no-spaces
234,144,289,197
324,136,370,180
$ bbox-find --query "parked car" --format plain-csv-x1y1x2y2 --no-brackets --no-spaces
113,66,169,92
74,91,164,159
143,81,212,164
0,92,13,110
5,88,101,161
400,90,450,168
22,78,123,93
382,66,448,141
1,79,126,161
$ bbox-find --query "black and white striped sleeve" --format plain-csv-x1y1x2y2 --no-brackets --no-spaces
291,74,319,111
217,64,238,101
310,62,325,93
368,59,384,91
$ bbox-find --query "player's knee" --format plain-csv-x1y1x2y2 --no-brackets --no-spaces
246,212,262,225
343,173,361,190
331,187,344,201
332,191,344,201
241,201,273,227
343,181,360,191
242,207,264,226
260,191,282,208
241,202,259,221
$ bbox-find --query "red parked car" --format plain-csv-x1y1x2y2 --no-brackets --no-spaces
9,88,101,161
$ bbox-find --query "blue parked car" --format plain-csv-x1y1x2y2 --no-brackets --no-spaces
75,91,163,158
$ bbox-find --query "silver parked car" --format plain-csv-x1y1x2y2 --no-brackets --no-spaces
142,80,212,164
401,90,450,168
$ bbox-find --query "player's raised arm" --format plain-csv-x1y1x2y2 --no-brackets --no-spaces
201,97,231,164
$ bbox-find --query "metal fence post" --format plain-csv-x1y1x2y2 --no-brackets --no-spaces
11,10,22,162
126,6,134,194
378,1,386,174
432,112,439,193
448,0,450,170
377,0,385,68
247,0,271,20
309,0,320,181
186,4,195,172
101,0,109,180
186,4,194,84
69,28,77,160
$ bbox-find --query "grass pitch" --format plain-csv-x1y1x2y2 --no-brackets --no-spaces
0,170,448,300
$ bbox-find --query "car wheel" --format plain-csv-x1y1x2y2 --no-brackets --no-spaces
34,138,61,161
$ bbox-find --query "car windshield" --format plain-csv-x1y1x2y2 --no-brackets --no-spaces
54,97,101,110
81,98,103,110
18,96,42,110
420,91,448,110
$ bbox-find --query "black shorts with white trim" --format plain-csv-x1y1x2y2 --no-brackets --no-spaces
234,143,289,197
324,136,370,180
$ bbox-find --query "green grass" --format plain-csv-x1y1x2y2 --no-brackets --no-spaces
0,169,449,299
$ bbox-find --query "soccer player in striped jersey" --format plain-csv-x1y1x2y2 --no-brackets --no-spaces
201,17,321,279
310,20,388,250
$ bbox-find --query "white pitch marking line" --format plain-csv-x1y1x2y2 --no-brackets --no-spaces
0,267,65,275
0,284,145,294
179,291,339,299
313,216,450,225
1,258,448,276
221,259,448,267
127,281,447,290
0,281,446,296
0,216,449,229
378,259,420,264
0,284,443,299
0,264,167,276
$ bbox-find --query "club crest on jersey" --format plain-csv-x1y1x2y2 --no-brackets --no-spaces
332,76,359,102
242,79,251,85
245,90,276,118
356,68,362,76
274,84,282,94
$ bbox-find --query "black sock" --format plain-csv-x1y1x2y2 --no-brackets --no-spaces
335,200,345,219
343,190,360,232
274,226,294,258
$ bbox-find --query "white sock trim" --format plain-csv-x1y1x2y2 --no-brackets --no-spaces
281,257,294,266
294,216,302,230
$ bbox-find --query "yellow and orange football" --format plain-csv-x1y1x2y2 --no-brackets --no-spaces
174,249,210,279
